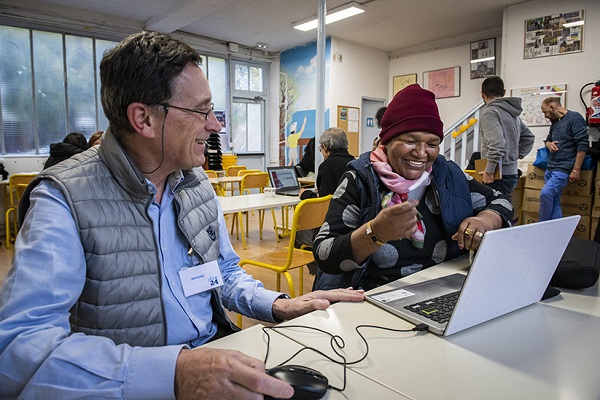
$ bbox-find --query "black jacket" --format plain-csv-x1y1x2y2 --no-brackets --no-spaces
301,148,355,199
43,143,85,169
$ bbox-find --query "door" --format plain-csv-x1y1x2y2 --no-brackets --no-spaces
361,98,386,154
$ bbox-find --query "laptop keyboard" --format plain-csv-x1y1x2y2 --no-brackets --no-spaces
404,291,460,324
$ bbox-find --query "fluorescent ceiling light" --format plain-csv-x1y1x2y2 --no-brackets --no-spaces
293,2,366,31
562,20,584,28
470,56,495,64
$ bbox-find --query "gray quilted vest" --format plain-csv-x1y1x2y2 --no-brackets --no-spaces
21,129,235,346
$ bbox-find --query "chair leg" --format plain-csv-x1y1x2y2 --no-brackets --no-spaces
276,273,281,292
284,271,296,298
272,208,280,242
237,313,243,329
299,266,304,296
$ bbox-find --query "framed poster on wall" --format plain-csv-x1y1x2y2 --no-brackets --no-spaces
511,84,567,126
470,38,495,79
393,73,417,95
524,10,584,59
423,67,460,99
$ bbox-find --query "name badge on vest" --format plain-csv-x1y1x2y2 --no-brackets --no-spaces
179,260,224,297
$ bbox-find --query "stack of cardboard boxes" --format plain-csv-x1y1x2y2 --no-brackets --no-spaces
521,164,595,239
593,163,600,240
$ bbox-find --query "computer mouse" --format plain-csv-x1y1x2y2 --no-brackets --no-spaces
264,364,329,400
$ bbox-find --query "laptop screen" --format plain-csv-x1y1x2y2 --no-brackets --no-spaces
267,167,299,190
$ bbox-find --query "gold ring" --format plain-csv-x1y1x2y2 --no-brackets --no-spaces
474,231,484,238
464,228,474,235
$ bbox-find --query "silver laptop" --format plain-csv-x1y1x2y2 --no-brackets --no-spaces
267,166,301,196
366,215,580,336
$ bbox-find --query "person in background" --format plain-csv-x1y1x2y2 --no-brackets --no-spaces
88,130,104,147
372,106,387,150
296,128,355,274
294,137,315,177
311,84,514,291
43,132,88,169
539,97,589,221
0,31,365,400
479,76,534,196
300,128,354,201
0,158,8,180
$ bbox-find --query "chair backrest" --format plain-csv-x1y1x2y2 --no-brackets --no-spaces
226,165,247,177
7,173,37,207
204,169,218,178
240,172,269,193
237,169,261,177
291,195,332,235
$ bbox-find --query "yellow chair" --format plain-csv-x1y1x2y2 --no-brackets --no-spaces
5,173,38,248
239,195,332,298
204,169,224,196
230,172,272,247
223,165,247,195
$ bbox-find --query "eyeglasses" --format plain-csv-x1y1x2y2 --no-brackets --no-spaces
161,102,214,120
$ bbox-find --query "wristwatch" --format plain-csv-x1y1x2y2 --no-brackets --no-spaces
366,220,385,245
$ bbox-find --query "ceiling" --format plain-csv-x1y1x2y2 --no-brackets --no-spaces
4,0,529,54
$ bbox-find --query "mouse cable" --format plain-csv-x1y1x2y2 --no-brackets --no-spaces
262,323,428,392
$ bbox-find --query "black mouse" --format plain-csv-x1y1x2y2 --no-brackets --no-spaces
264,364,329,400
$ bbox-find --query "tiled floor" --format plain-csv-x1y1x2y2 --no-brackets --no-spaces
0,207,315,330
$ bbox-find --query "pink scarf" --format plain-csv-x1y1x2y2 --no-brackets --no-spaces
370,146,430,248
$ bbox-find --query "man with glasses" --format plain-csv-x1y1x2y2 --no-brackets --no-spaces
0,31,364,399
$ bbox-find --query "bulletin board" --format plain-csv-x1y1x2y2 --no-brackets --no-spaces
337,105,360,156
511,84,567,126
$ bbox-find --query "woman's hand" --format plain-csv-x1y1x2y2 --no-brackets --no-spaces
351,201,419,262
452,210,502,251
371,201,419,243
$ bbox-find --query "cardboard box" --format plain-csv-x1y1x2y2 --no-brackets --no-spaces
592,217,599,241
472,159,500,183
560,193,592,216
522,188,541,213
521,188,592,216
511,187,524,211
524,165,545,189
522,211,590,240
595,179,600,198
524,164,594,195
563,169,594,196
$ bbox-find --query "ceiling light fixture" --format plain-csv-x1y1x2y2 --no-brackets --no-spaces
562,20,584,28
292,1,366,32
256,42,269,49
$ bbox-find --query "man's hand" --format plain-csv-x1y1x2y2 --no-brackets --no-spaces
482,171,495,184
175,348,294,400
546,140,559,153
272,288,366,321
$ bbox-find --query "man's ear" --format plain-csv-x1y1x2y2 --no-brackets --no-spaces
127,102,161,139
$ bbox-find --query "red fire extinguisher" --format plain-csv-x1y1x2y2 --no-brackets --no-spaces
581,80,600,126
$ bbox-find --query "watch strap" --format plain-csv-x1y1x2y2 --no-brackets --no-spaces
366,220,385,245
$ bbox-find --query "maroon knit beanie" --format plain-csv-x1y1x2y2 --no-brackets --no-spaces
379,84,444,145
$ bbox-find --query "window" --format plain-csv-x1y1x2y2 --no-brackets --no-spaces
231,60,268,154
0,25,117,155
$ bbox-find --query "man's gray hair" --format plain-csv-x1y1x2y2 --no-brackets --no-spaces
320,127,348,150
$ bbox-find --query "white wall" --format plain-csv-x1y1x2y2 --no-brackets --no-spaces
503,0,600,158
328,38,389,127
388,37,503,130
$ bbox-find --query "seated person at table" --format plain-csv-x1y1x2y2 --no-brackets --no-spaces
0,31,364,400
43,132,88,169
88,130,104,147
312,84,513,291
296,128,355,274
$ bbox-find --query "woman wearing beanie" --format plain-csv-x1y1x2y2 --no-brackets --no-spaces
312,84,514,291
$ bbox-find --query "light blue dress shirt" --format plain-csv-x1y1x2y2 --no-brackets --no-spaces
0,174,283,399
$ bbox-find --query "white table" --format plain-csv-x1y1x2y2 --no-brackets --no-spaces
201,324,411,399
217,193,300,249
274,257,600,400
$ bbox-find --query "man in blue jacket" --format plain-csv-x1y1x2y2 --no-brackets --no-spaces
539,97,589,221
